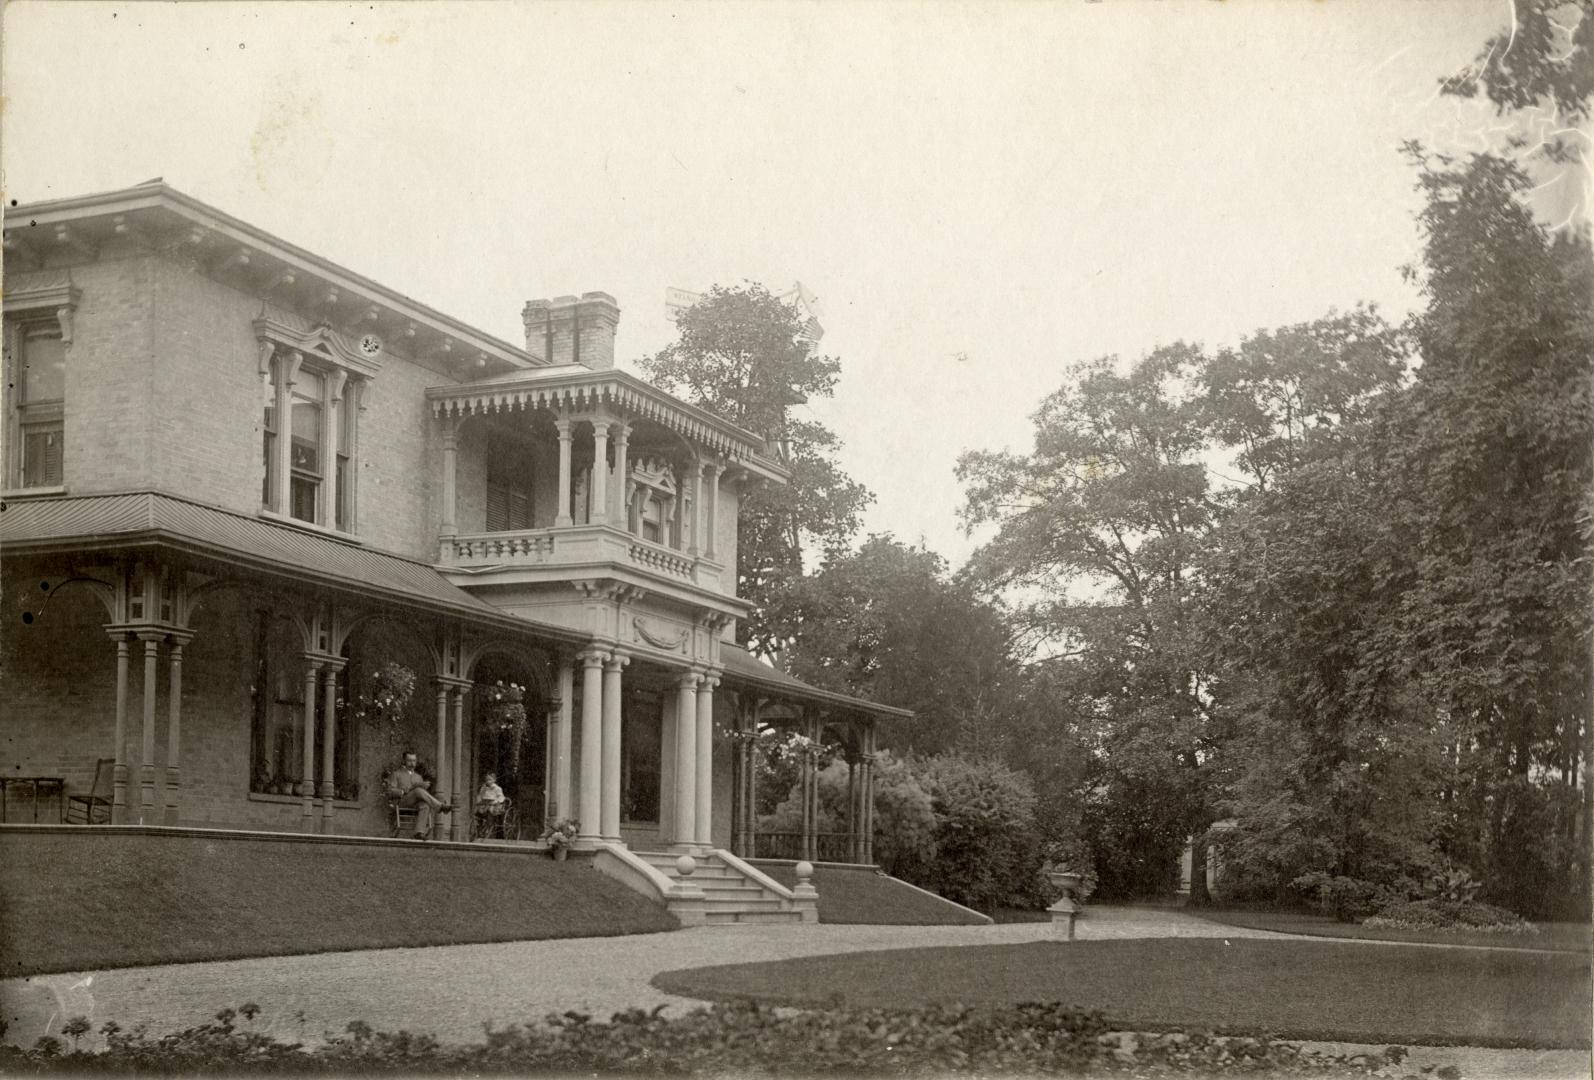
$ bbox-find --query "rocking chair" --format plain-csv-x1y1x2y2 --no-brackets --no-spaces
65,758,114,824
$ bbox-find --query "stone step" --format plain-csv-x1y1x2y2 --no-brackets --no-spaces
702,896,788,912
703,909,805,924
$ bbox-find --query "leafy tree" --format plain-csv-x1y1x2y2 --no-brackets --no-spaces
640,285,873,657
786,535,1017,754
1440,0,1594,130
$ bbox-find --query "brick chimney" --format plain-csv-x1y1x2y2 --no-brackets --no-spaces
522,291,620,369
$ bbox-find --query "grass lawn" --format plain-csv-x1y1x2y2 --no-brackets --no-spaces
0,830,676,977
1194,906,1591,953
653,937,1591,1049
750,862,988,925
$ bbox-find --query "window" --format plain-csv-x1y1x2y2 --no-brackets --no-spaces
640,494,665,543
4,274,77,491
249,610,359,799
255,312,376,533
485,431,532,532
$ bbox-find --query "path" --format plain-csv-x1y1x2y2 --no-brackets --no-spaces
1,906,1583,1078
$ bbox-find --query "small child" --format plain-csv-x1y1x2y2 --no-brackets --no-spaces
475,772,506,815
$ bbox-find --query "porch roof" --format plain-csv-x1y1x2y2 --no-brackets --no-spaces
0,491,584,641
719,644,914,721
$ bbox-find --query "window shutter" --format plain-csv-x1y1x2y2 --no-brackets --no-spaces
486,484,510,533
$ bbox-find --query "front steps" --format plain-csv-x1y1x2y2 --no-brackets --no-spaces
636,849,815,924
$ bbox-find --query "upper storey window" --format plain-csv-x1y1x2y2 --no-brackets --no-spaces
3,271,78,492
255,307,377,534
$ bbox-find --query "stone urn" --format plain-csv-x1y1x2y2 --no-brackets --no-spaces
1049,869,1083,900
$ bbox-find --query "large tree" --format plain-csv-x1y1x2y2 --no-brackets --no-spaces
640,285,873,658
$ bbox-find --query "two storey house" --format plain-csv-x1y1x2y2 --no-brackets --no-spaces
0,182,902,915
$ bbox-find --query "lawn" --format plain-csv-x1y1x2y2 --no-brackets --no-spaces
0,829,677,977
1194,906,1591,953
652,937,1592,1049
750,861,988,925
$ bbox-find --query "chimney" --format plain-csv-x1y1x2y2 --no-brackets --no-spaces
522,291,620,369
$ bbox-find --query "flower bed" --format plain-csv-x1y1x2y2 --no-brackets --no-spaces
1364,898,1538,935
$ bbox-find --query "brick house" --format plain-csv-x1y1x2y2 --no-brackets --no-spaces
1,181,902,920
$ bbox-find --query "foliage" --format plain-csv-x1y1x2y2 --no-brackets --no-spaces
639,284,873,658
760,752,940,881
0,1000,1439,1075
481,680,530,772
1439,0,1594,129
1290,873,1407,924
787,535,1020,754
1423,866,1482,904
1366,898,1538,935
348,661,417,751
908,753,1055,912
539,817,578,851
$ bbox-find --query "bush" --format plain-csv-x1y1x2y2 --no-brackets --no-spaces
1290,872,1403,922
1365,898,1538,935
912,753,1055,912
0,1001,1441,1075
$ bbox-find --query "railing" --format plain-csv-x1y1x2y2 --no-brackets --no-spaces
627,539,693,579
754,831,858,863
445,529,557,563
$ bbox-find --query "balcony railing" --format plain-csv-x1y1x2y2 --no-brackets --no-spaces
440,523,724,591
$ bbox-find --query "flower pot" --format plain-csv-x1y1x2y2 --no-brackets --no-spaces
552,846,568,862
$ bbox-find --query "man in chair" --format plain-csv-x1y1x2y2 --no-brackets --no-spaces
388,751,451,840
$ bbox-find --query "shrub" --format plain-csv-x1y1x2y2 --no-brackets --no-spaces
1365,898,1538,935
1290,872,1402,922
912,753,1055,912
0,1001,1442,1075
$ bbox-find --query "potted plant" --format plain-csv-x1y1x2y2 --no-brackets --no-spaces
540,817,579,861
482,681,531,772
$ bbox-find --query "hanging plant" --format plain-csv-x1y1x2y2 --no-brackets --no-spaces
482,680,530,773
348,661,418,751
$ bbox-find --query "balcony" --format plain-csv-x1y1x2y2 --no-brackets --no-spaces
439,523,727,595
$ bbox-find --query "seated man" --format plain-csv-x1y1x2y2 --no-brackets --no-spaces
387,751,451,840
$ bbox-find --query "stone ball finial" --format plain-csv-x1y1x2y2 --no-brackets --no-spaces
675,854,697,878
795,860,814,884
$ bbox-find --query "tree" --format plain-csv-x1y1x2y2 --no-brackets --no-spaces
640,285,873,658
786,535,1017,755
958,346,1219,899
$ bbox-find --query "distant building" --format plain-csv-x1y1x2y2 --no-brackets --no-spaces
1,183,900,918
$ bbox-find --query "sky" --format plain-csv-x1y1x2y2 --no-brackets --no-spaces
1,0,1554,571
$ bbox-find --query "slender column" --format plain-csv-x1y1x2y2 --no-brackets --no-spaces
451,687,467,841
554,417,574,528
110,633,131,823
685,457,703,557
577,649,605,844
433,682,449,839
863,724,877,865
611,424,631,530
137,633,162,824
694,673,718,848
703,462,720,560
589,421,610,525
847,756,859,863
601,651,628,842
440,416,459,538
319,661,343,833
275,351,302,513
163,637,189,826
673,671,701,848
555,658,574,819
290,658,316,828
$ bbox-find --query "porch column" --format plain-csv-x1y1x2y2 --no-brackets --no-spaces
685,457,703,557
554,657,574,819
440,415,459,538
432,682,450,839
319,659,344,833
163,635,192,826
611,423,631,531
863,722,877,865
589,420,610,526
673,670,701,849
799,711,818,862
601,650,628,842
702,462,720,561
295,658,319,829
847,753,860,864
109,632,131,823
694,673,718,849
744,720,759,857
451,686,467,841
137,631,162,825
555,417,574,528
577,648,605,845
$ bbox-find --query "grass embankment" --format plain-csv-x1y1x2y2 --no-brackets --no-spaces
0,830,676,977
653,937,1591,1049
750,861,988,925
1194,906,1591,952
